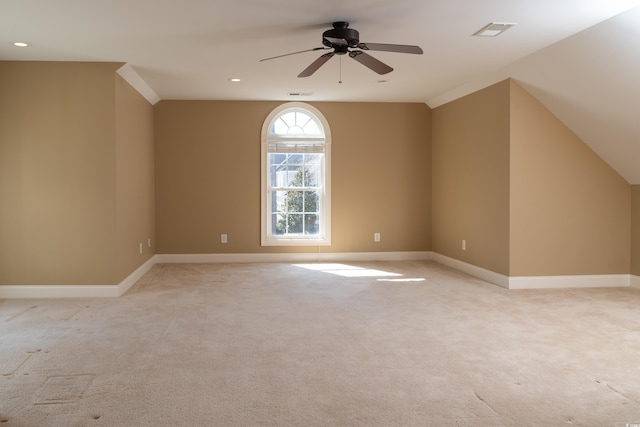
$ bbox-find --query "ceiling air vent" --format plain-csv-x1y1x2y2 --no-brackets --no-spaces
473,22,516,37
287,92,313,96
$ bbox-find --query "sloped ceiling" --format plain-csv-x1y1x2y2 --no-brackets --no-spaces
430,7,640,184
1,0,639,182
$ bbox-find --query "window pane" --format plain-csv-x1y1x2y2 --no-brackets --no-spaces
285,168,298,187
273,213,286,235
305,153,322,164
281,112,296,128
302,120,320,135
305,191,319,212
270,153,286,164
306,166,316,187
269,154,287,188
272,118,288,135
286,190,303,212
305,164,320,187
295,112,311,127
304,214,318,234
289,126,304,135
287,214,303,233
272,191,287,213
269,165,279,185
287,154,303,165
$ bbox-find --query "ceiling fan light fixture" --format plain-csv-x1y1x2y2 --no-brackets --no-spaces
260,21,423,78
473,22,516,37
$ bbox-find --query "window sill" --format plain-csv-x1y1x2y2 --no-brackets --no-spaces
261,237,331,247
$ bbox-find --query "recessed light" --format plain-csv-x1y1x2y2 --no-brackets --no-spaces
13,41,30,47
473,22,516,37
229,78,241,82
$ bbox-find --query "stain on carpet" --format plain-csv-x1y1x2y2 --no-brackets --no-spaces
33,374,95,405
0,350,40,377
4,306,38,322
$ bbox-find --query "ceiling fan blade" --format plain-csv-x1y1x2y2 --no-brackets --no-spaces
349,51,393,75
357,42,423,54
260,47,327,62
298,52,335,77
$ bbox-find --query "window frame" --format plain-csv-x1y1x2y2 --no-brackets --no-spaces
261,102,331,247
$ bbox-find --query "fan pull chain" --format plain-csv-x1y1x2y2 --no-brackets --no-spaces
339,55,342,84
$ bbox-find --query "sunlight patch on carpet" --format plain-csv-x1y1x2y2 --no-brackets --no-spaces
293,263,403,278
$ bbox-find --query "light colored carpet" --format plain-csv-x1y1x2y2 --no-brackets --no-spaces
1,260,639,426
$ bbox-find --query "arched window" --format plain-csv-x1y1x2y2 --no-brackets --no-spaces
261,102,331,246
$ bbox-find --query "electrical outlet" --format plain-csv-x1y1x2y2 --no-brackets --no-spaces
462,239,467,251
374,233,381,242
221,234,228,244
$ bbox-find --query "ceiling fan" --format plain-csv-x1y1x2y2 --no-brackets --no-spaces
260,21,423,78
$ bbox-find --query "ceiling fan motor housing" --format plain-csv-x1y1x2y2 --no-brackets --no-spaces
322,21,360,53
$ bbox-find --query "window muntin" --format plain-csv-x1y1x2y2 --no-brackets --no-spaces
261,103,331,246
272,111,322,137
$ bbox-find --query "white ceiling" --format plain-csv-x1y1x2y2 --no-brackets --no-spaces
2,0,640,183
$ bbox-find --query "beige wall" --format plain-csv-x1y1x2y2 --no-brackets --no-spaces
510,80,630,276
0,62,119,285
632,186,640,276
431,80,511,275
1,60,633,287
115,75,155,280
431,79,630,277
154,101,431,254
0,62,154,286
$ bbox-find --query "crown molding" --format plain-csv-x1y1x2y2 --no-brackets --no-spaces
117,63,160,105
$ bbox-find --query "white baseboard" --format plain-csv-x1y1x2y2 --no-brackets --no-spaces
0,256,157,299
431,253,510,288
116,256,157,296
0,284,120,299
0,252,431,298
430,252,631,290
156,251,433,264
2,252,633,298
509,274,630,289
